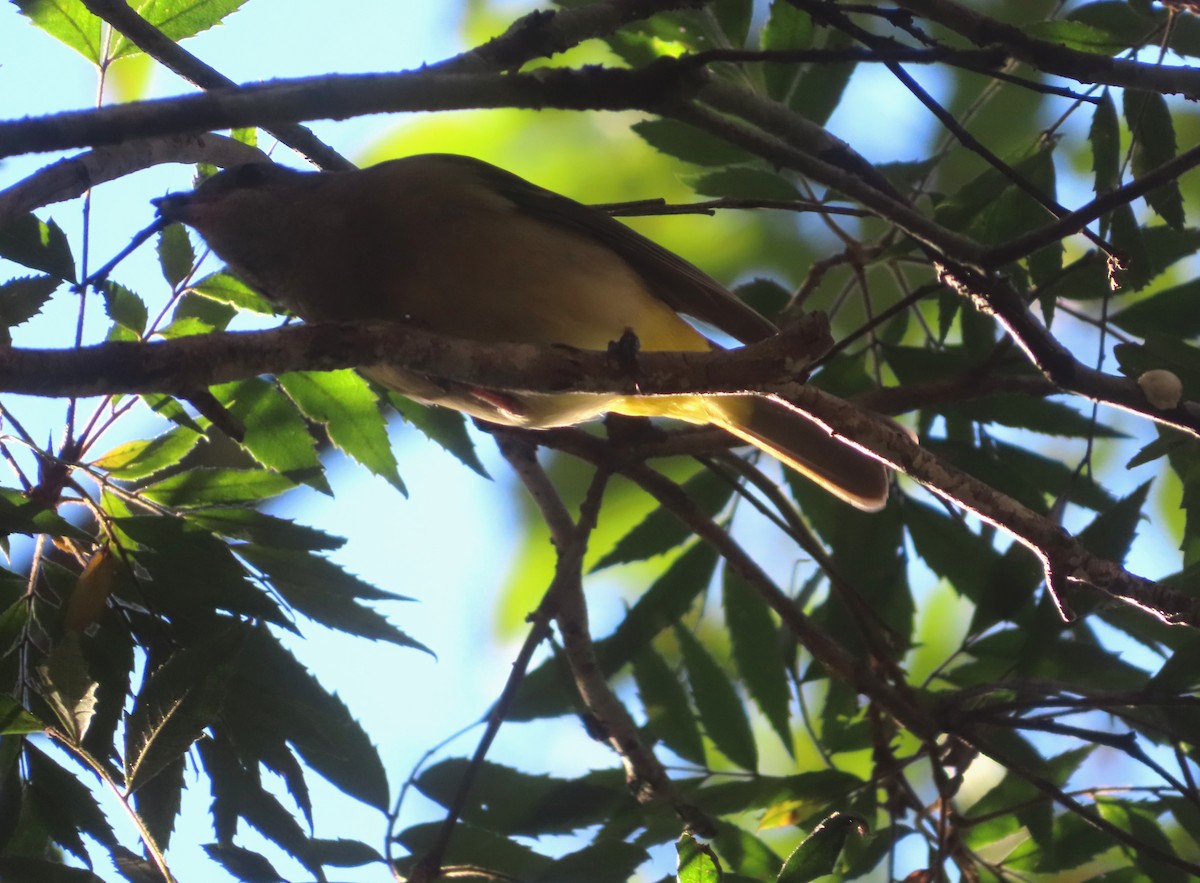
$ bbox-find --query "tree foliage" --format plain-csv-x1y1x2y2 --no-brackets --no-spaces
2,0,1200,881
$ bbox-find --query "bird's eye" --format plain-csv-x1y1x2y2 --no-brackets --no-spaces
232,163,274,188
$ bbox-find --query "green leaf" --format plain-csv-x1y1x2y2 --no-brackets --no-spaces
189,270,277,314
632,642,706,765
188,508,345,551
236,545,428,652
1026,18,1126,51
1124,89,1185,229
1113,277,1200,338
200,843,283,882
1090,90,1121,196
140,467,297,507
722,567,792,754
0,693,43,734
416,759,628,837
234,630,389,810
0,213,75,281
905,499,1001,605
213,377,328,492
99,280,148,336
938,393,1125,439
115,515,287,624
388,394,488,478
0,859,107,882
787,27,855,124
395,820,550,881
308,838,384,868
760,2,813,103
678,832,722,883
26,743,118,862
125,635,237,794
633,119,752,167
1108,202,1152,291
534,840,648,883
279,370,405,494
712,0,752,47
0,275,58,329
1067,1,1158,47
676,624,757,771
35,637,97,744
1077,482,1149,564
594,469,733,570
711,821,782,879
685,167,802,201
777,813,867,883
156,222,195,288
91,426,202,480
109,0,250,60
11,0,103,63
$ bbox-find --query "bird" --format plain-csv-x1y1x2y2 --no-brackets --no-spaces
153,154,888,510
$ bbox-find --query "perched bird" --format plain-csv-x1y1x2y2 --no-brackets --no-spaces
154,154,887,510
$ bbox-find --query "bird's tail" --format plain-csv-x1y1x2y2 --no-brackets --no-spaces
616,394,889,511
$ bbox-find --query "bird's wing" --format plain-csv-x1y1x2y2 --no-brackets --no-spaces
438,154,781,345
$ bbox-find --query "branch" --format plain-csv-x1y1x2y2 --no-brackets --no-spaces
0,134,267,226
0,316,833,399
0,65,709,162
79,0,351,170
895,0,1200,98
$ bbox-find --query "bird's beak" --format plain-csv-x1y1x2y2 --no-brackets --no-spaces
150,192,193,222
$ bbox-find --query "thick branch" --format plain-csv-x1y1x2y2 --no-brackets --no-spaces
895,0,1200,97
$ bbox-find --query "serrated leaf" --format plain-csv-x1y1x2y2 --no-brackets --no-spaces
0,213,75,281
125,637,237,794
12,0,103,63
777,813,867,883
938,394,1125,439
109,0,250,60
722,568,792,754
388,394,488,478
115,515,287,624
760,2,813,103
633,119,751,167
0,275,58,328
535,840,648,883
0,858,108,881
1124,89,1185,229
594,469,733,570
190,270,277,314
308,838,383,868
1109,202,1152,291
395,820,550,880
201,844,283,882
1113,277,1200,338
234,630,389,810
279,370,405,494
416,759,628,836
140,467,297,507
678,832,722,883
787,27,855,124
213,378,327,491
1090,90,1121,196
26,743,118,863
676,624,757,771
633,642,706,765
236,544,428,653
35,637,97,743
99,280,148,336
0,692,44,734
685,167,801,200
91,426,202,480
156,222,195,288
188,508,345,551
